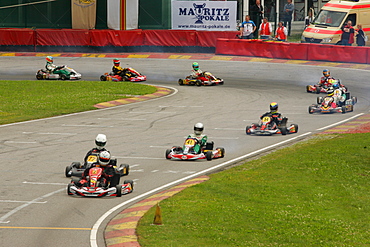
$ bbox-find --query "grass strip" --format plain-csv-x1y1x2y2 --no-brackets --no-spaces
137,133,370,247
0,80,156,125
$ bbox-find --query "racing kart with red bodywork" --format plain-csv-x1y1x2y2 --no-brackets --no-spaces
67,166,134,197
246,116,298,136
65,153,129,178
165,138,225,161
178,71,224,86
36,65,81,80
308,95,355,114
306,79,347,94
100,67,146,82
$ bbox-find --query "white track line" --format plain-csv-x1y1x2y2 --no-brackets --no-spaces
90,131,312,247
316,113,364,131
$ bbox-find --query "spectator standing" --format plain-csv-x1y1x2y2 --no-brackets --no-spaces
251,0,264,32
304,8,314,29
259,17,272,40
275,21,288,41
356,24,366,46
339,20,355,46
239,15,256,39
283,0,294,36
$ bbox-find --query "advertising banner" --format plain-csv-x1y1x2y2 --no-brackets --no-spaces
107,0,139,30
172,1,237,31
71,0,96,29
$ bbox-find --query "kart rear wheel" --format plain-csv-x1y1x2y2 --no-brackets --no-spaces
165,149,171,159
178,79,184,85
315,87,321,94
206,151,213,161
196,80,202,87
36,74,43,80
216,147,225,158
119,164,129,176
65,166,72,177
116,185,122,197
246,126,251,135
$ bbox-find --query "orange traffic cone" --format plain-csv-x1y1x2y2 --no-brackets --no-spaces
153,203,163,225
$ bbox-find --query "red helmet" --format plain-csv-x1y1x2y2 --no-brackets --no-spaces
113,59,120,65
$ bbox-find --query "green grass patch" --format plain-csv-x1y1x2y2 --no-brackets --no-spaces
137,133,370,247
0,80,156,125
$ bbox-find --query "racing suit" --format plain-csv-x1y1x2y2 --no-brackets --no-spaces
81,162,119,188
190,69,203,79
187,133,207,154
318,76,335,88
46,62,70,77
112,66,133,78
260,111,283,129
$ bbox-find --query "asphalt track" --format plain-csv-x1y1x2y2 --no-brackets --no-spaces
0,53,369,247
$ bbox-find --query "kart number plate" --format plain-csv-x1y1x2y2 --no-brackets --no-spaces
262,116,271,122
185,139,196,145
87,155,98,163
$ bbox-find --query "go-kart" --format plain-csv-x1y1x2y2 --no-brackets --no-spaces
308,94,356,114
36,65,81,80
100,68,146,82
65,153,129,178
246,116,298,136
306,79,347,94
165,138,225,161
178,71,224,86
67,166,134,197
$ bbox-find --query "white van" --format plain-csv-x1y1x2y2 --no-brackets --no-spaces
301,0,369,44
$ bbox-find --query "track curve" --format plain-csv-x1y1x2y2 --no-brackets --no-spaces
0,55,369,246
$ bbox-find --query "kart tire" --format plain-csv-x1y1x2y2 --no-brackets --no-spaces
351,96,357,105
306,85,310,93
292,124,299,133
218,79,224,85
65,166,72,177
206,151,213,161
308,106,314,114
123,75,129,81
60,74,67,80
246,126,251,135
196,80,202,87
120,164,129,176
280,127,287,135
115,185,122,197
165,149,171,159
178,79,184,85
216,147,225,158
315,87,321,94
123,180,134,190
317,97,323,104
36,74,43,80
100,75,106,81
341,106,346,114
67,183,74,195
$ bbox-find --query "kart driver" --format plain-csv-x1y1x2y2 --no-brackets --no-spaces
45,56,71,78
189,62,203,79
318,69,335,88
260,102,283,129
187,123,208,154
112,59,133,78
327,83,346,106
81,151,119,188
84,134,110,164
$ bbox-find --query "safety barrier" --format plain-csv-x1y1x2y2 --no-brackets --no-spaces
215,38,369,64
0,28,369,64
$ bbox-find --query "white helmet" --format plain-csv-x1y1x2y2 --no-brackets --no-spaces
95,134,107,150
98,151,111,166
194,123,204,136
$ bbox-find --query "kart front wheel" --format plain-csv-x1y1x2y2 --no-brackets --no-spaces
60,74,67,80
292,124,299,133
178,79,184,85
206,151,213,161
116,185,122,197
100,75,106,81
280,127,287,135
196,80,202,87
341,106,346,114
165,149,171,159
217,147,225,158
67,183,73,195
308,106,314,114
36,74,43,80
124,180,134,190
